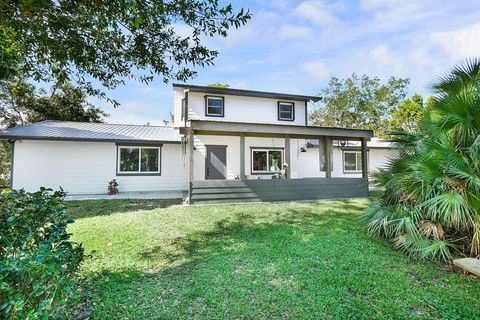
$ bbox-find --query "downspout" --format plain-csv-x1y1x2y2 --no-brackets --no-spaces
305,100,308,126
9,140,14,189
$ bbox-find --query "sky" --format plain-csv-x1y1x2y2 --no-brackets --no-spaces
97,0,480,125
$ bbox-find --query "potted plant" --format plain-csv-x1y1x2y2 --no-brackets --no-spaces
107,179,119,195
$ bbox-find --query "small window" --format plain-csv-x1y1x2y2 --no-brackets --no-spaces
343,151,366,173
251,149,283,173
278,102,295,121
118,146,161,175
205,96,224,117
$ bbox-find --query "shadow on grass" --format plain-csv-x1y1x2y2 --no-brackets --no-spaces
78,199,480,319
67,198,182,219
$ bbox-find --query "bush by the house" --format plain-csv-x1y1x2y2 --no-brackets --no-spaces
0,188,84,319
363,60,480,262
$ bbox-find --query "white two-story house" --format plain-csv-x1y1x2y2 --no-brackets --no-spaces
0,84,395,204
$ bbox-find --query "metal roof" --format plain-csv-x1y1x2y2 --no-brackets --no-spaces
0,121,181,144
173,83,321,102
307,137,394,149
189,120,373,140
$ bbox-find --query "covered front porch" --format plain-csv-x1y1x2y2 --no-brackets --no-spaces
184,120,373,204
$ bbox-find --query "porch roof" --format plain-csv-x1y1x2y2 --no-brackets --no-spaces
188,120,373,140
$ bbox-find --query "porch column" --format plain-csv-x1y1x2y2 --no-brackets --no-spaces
240,133,245,180
187,128,194,203
361,137,368,179
325,136,332,178
285,135,291,179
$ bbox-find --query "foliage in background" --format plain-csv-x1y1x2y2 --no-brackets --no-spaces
0,188,84,319
363,60,480,262
387,94,435,133
0,0,250,105
207,83,230,88
0,142,10,188
309,73,409,137
0,78,108,128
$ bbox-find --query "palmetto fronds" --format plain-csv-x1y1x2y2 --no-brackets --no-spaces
363,59,480,262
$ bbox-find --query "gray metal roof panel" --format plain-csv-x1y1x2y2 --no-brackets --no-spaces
0,121,181,143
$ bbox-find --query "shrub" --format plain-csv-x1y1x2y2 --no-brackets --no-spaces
363,60,480,262
0,188,84,319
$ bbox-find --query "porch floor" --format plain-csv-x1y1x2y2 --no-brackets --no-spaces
65,190,187,201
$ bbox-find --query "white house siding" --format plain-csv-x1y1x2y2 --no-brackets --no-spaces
193,135,396,181
12,140,188,194
180,91,307,126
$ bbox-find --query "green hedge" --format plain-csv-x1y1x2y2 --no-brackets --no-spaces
0,188,84,319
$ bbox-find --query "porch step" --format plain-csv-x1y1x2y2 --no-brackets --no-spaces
453,258,480,277
190,178,368,204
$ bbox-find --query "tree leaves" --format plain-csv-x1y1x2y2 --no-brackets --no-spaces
0,0,251,103
363,60,480,262
309,73,409,137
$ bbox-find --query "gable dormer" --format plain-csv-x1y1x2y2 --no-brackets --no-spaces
173,84,320,127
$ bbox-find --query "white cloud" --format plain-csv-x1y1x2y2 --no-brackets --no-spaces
279,25,312,39
294,1,341,28
368,45,403,69
359,0,402,10
302,60,330,79
430,23,480,61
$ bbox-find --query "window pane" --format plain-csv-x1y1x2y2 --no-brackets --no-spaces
253,151,268,171
141,148,159,172
356,152,362,171
279,104,292,112
268,151,282,171
279,111,292,119
120,148,139,172
344,152,357,171
207,106,223,115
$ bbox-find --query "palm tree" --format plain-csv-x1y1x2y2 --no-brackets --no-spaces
363,59,480,262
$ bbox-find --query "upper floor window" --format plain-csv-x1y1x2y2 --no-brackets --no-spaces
205,96,224,117
117,146,161,175
278,102,295,121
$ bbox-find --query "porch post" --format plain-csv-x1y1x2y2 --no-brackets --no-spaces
240,133,245,180
187,128,194,204
361,137,368,179
285,135,291,179
325,136,331,178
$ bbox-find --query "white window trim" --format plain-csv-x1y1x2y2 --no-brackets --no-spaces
251,148,284,174
117,146,161,175
343,150,367,173
205,96,224,117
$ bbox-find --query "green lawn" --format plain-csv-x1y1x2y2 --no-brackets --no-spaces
68,198,480,319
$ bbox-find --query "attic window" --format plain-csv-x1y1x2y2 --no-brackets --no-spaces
278,102,295,121
205,96,224,117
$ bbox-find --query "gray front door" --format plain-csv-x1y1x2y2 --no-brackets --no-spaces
206,145,227,180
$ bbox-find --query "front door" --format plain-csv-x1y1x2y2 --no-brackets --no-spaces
205,145,227,180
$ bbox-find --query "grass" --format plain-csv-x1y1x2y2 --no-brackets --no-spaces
68,199,480,319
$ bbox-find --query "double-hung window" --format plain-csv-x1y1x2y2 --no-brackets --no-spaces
251,149,283,173
205,96,224,117
117,146,161,175
343,151,365,173
278,102,295,121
